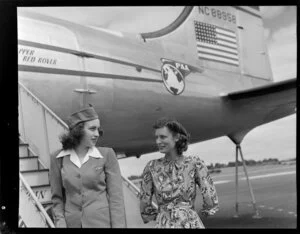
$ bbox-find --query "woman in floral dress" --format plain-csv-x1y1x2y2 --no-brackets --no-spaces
139,118,219,228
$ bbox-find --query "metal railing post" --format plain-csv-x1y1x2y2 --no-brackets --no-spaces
18,84,26,142
42,108,51,163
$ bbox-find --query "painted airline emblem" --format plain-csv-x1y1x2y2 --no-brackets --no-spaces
161,59,192,95
161,64,185,95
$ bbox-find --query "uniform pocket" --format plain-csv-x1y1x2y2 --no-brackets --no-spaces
92,165,106,186
94,166,103,172
93,165,104,176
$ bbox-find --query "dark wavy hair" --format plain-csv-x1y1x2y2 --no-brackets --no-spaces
60,122,104,150
153,117,190,155
60,122,85,150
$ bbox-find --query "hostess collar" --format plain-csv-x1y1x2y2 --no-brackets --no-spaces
56,147,103,158
56,147,103,168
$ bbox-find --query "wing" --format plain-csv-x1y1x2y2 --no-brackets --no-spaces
221,78,296,142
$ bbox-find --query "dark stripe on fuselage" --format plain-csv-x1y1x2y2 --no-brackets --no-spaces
141,6,194,39
19,65,163,83
18,40,161,74
248,6,260,11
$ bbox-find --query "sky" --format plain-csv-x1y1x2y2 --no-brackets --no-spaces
20,6,297,177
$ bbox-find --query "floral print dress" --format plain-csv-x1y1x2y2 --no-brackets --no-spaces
139,155,219,228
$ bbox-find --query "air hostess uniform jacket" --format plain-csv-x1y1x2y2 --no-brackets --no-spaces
49,146,126,228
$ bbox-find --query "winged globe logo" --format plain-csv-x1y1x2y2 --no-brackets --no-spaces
161,63,185,95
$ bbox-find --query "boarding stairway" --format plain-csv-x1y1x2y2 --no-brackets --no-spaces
18,81,156,228
19,141,52,208
19,140,54,227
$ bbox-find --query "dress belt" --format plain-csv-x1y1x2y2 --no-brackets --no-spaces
159,201,192,212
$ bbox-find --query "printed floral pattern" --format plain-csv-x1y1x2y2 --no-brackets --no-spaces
140,155,219,228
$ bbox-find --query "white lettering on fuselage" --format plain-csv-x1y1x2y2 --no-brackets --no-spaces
175,62,190,71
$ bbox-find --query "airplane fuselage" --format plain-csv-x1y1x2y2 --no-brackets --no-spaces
18,7,275,156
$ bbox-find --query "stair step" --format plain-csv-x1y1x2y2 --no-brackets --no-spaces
19,144,29,157
42,201,53,207
31,184,51,204
21,169,49,187
19,156,39,171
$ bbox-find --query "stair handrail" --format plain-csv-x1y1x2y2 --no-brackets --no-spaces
19,80,69,167
18,81,69,130
122,176,158,209
19,173,55,228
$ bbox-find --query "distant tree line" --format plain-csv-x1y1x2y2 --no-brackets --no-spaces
207,158,280,169
128,158,281,181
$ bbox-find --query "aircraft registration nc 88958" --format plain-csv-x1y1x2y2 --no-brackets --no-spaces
18,6,296,218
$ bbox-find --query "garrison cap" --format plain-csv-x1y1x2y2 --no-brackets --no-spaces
67,106,99,129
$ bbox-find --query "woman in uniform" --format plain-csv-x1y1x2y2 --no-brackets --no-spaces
49,105,126,228
140,117,219,228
